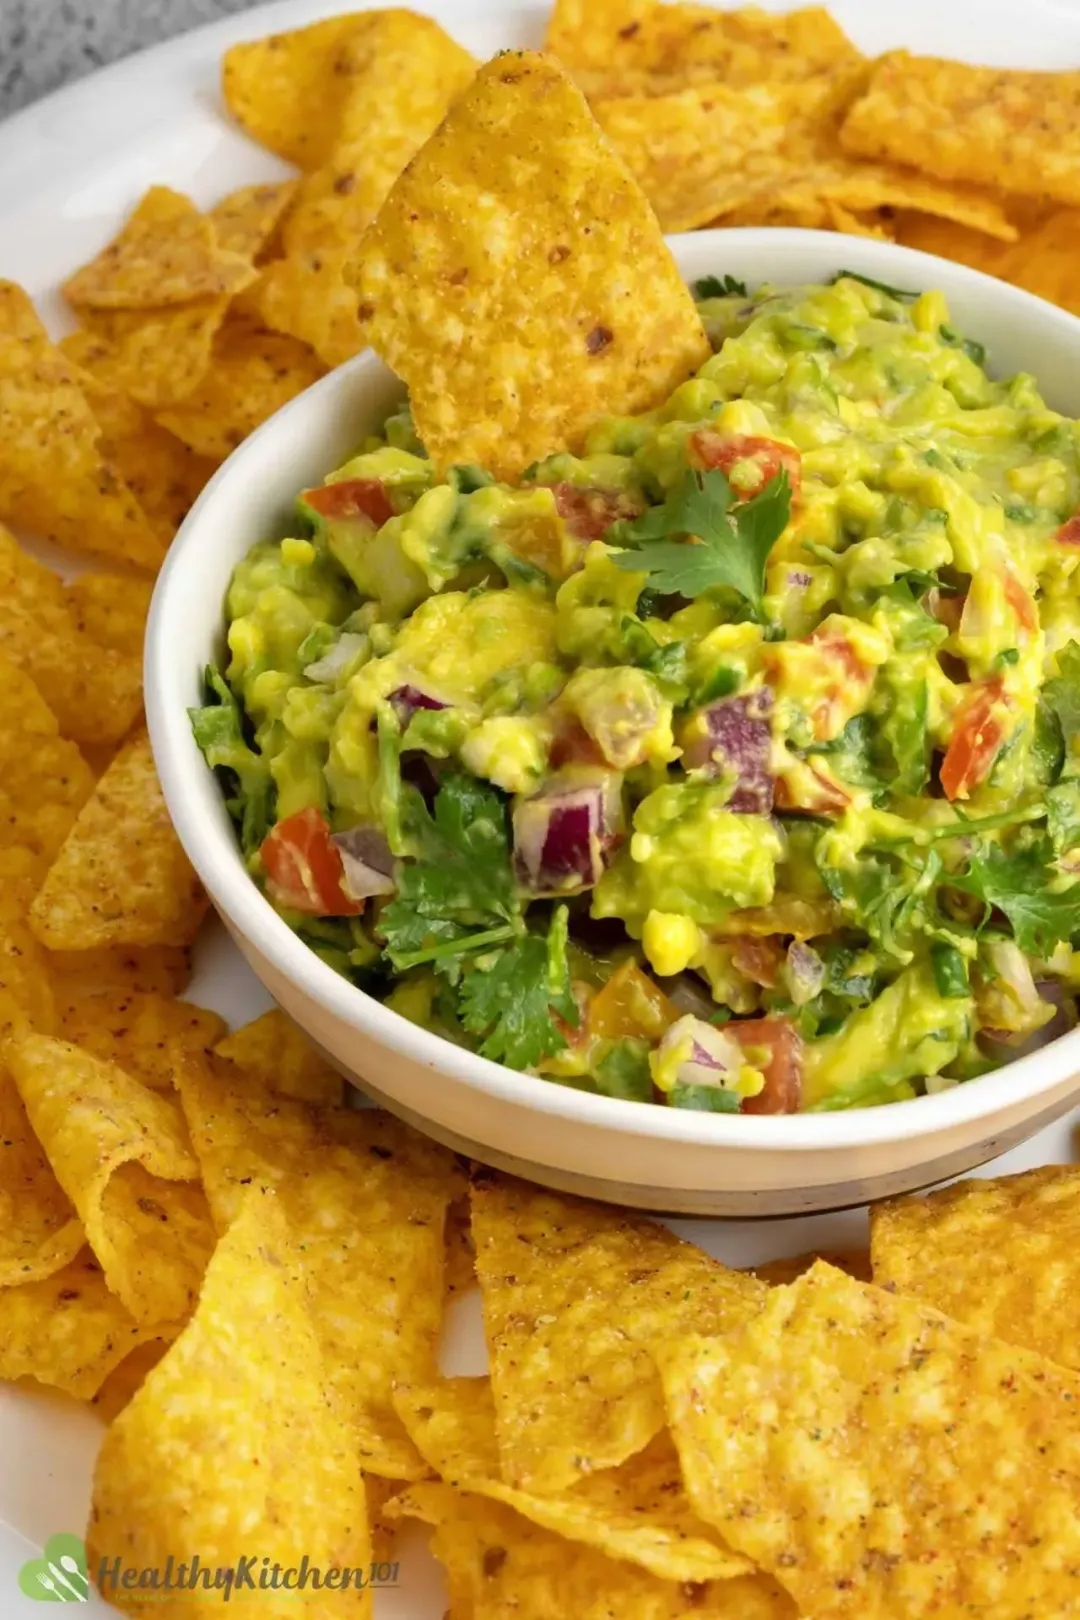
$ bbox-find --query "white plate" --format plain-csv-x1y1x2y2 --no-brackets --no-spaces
4,1,1080,1611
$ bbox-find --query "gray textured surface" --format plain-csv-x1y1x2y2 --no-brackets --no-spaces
0,0,262,118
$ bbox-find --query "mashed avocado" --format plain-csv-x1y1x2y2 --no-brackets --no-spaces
192,271,1080,1113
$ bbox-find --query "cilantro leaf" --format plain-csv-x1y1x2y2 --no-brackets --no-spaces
188,665,274,854
613,466,791,615
694,273,747,298
953,839,1080,955
939,324,987,367
1048,780,1080,857
832,269,918,301
593,1039,654,1102
1043,642,1080,750
458,907,577,1070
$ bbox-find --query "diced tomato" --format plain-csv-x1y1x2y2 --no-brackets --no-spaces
301,478,394,528
549,719,607,770
939,677,1007,801
730,1017,802,1114
731,936,784,989
260,807,364,916
766,625,873,743
551,483,641,540
690,430,802,503
1055,513,1080,546
773,757,855,816
1002,570,1038,636
588,960,677,1043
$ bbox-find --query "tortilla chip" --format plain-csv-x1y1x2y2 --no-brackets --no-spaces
0,651,94,875
0,526,144,749
221,13,376,171
900,207,1080,320
350,51,709,482
155,313,324,462
8,1034,214,1324
895,211,1014,273
661,1261,1080,1618
0,1075,83,1286
209,180,299,260
870,1167,1080,1370
30,729,207,952
389,1483,794,1619
63,185,255,311
364,1473,401,1568
46,943,192,999
213,1008,342,1103
595,69,1016,240
87,1187,372,1614
63,570,155,659
842,52,1080,208
471,1171,765,1494
0,1249,178,1400
89,1339,171,1424
61,330,218,539
0,283,163,570
176,1053,464,1478
79,301,227,411
547,0,857,100
444,1195,475,1301
748,1246,871,1287
395,1376,750,1583
253,12,475,368
57,987,226,1091
0,901,55,1041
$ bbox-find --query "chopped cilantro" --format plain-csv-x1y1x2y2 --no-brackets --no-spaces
930,940,970,998
458,906,577,1070
593,1039,654,1102
694,273,748,298
953,838,1080,955
939,324,987,367
832,269,918,301
188,665,274,854
669,1082,741,1112
1048,781,1080,857
612,465,791,616
1043,641,1080,744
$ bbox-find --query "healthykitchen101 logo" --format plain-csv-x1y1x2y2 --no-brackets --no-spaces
19,1533,90,1602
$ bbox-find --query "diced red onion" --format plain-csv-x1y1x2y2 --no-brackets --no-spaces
389,684,453,725
331,826,397,899
785,941,825,1006
303,632,367,684
659,1014,744,1089
513,769,622,896
681,690,774,814
787,569,812,589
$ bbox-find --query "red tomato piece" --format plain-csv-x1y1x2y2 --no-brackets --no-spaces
549,719,608,770
731,1017,802,1114
302,478,394,527
939,678,1007,801
731,936,784,989
690,430,802,502
807,627,873,742
260,807,364,916
1002,570,1038,636
551,483,640,540
773,758,855,816
1055,513,1080,546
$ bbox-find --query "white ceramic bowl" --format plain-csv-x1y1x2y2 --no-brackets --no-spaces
147,227,1080,1216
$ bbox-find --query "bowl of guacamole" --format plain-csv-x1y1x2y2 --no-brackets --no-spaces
150,230,1080,1213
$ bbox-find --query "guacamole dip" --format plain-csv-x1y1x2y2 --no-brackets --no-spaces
191,272,1080,1113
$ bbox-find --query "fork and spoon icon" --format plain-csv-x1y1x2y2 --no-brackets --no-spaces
34,1555,89,1602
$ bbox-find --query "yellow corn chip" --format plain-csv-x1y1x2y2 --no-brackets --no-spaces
0,905,55,1041
842,53,1080,208
0,1075,83,1286
30,729,207,951
0,651,94,875
870,1167,1080,1370
394,1376,750,1583
0,526,144,749
0,283,163,570
63,185,255,311
661,1261,1080,1619
63,570,155,659
547,0,856,100
444,1195,475,1300
364,1473,400,1568
222,13,375,171
253,12,475,368
87,1187,372,1615
747,1246,871,1287
895,211,1013,273
61,330,218,539
209,180,299,260
213,1008,342,1103
350,51,710,482
80,301,227,411
176,1053,464,1478
57,987,226,1091
901,208,1080,320
89,1338,171,1425
155,313,324,462
471,1171,765,1494
389,1483,794,1619
0,1249,178,1400
9,1034,214,1324
46,943,192,999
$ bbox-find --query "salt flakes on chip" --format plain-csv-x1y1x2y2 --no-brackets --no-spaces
63,185,256,311
471,1171,765,1494
88,1187,372,1616
30,729,207,952
0,283,163,570
661,1261,1080,1619
57,987,227,1091
213,1007,342,1103
9,1034,214,1324
394,1375,751,1583
176,1052,464,1479
350,50,710,482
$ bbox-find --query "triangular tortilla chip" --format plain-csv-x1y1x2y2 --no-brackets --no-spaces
62,185,255,310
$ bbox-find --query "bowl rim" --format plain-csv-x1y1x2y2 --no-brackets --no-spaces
146,224,1080,1152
